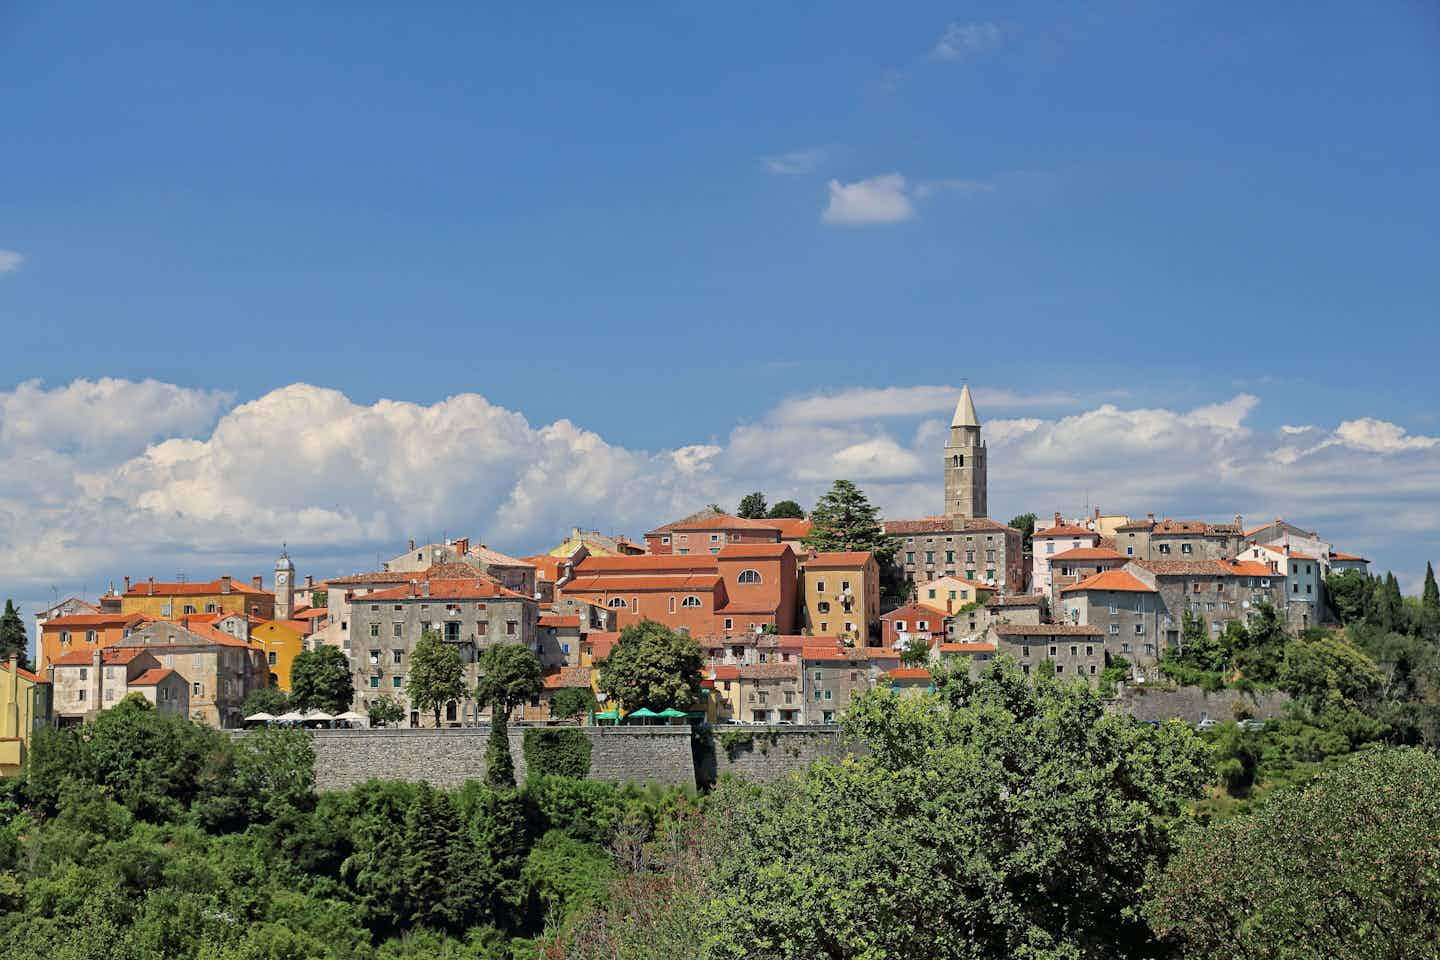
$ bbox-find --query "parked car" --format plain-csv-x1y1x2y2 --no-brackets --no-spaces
1196,718,1219,731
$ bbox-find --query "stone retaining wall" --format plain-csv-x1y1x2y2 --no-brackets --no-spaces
1111,685,1292,724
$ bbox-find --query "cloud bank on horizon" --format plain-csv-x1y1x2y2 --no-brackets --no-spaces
1,377,1437,608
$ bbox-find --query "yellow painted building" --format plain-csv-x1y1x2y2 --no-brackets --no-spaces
121,576,274,622
251,619,307,691
801,552,881,643
1,660,49,777
913,575,996,615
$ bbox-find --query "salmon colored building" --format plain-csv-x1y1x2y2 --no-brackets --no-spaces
645,509,783,555
561,544,798,637
38,612,148,672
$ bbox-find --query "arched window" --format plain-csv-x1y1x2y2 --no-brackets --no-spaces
607,597,627,609
737,569,762,584
681,596,703,608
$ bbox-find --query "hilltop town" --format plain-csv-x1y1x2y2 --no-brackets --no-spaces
2,386,1380,741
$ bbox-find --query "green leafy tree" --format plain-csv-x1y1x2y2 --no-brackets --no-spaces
1175,608,1224,671
241,685,290,716
310,588,328,608
1007,512,1036,555
1149,747,1440,959
549,685,597,723
597,620,702,711
700,661,1212,959
801,479,896,565
486,715,516,788
230,726,316,821
1279,634,1384,711
1326,569,1372,624
735,492,768,519
368,694,407,727
406,629,466,727
289,644,354,713
474,643,544,723
0,599,28,667
766,499,805,519
400,784,485,934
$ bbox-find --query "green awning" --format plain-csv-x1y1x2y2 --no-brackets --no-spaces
593,709,621,720
626,707,660,718
657,708,688,717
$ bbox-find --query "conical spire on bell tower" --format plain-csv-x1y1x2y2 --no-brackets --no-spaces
943,384,987,520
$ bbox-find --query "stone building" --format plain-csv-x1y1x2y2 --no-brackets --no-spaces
108,620,266,727
736,662,804,724
1047,546,1129,613
348,577,540,726
885,517,1025,595
944,385,987,520
1057,569,1167,668
802,642,878,725
1031,517,1103,598
385,538,538,598
1112,515,1245,561
991,624,1107,686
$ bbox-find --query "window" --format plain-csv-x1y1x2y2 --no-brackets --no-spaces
737,569,762,584
1109,624,1120,634
1181,543,1193,555
506,620,518,636
444,621,460,642
1126,546,1134,555
1049,646,1057,657
1108,603,1118,614
967,570,976,580
1121,642,1131,653
906,552,915,564
816,580,827,593
723,618,734,631
668,596,676,614
392,676,403,688
608,597,626,609
917,620,928,631
1159,544,1171,555
268,651,278,666
926,552,935,564
681,596,702,608
205,602,217,613
824,689,833,700
369,623,380,637
661,536,670,545
394,605,404,612
819,622,828,633
631,597,639,613
1046,541,1054,554
986,570,995,581
193,682,202,695
1070,645,1078,656
710,534,720,543
477,621,488,635
183,603,196,614
1135,622,1144,634
1085,645,1094,656
393,650,403,664
844,622,855,633
79,667,88,680
393,622,403,637
78,689,86,701
86,629,97,643
841,581,851,592
945,550,954,563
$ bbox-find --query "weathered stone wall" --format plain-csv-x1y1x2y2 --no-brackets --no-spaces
702,726,854,785
302,725,695,791
1111,685,1292,724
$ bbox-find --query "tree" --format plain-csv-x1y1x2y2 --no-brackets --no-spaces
700,662,1211,959
550,686,597,724
801,479,896,565
1148,748,1440,959
487,715,516,788
242,686,291,717
767,499,805,519
473,643,544,723
1279,634,1384,711
289,645,354,713
1326,569,1372,625
368,694,407,727
597,620,703,711
406,630,466,728
735,492,768,519
0,599,27,667
1424,561,1439,613
1007,512,1036,556
311,588,328,608
399,784,485,934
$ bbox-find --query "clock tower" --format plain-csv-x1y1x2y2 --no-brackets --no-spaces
274,548,296,621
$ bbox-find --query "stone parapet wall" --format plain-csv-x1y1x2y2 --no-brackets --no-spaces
1111,685,1292,724
703,725,853,785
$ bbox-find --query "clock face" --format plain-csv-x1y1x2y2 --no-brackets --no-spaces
277,572,289,584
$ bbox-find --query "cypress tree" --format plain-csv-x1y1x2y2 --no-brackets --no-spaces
1423,562,1439,614
0,599,28,667
486,712,514,788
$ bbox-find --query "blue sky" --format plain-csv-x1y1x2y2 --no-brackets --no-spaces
1,2,1438,633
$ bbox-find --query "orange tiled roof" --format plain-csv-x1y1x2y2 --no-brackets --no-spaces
541,665,591,689
1221,560,1277,577
804,551,873,569
291,607,329,620
881,603,947,624
885,667,932,680
666,512,781,533
522,555,569,581
1133,559,1237,577
539,614,581,628
1049,546,1128,562
709,664,741,681
938,642,997,654
738,662,800,680
123,578,270,597
883,517,1016,535
1035,524,1097,539
1329,551,1368,562
0,661,43,683
1060,570,1157,594
572,554,719,575
717,542,792,560
759,518,812,539
128,668,177,686
564,574,722,593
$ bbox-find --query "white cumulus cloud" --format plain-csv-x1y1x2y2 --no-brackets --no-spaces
0,250,25,274
931,21,1002,62
822,174,915,226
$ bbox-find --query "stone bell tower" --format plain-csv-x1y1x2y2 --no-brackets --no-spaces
274,547,295,621
943,384,987,520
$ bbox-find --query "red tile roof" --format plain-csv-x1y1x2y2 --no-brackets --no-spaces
1060,570,1157,594
522,555,569,581
1221,560,1278,577
1049,546,1128,562
0,662,43,683
759,518,812,539
1329,551,1369,562
986,594,1042,607
885,667,932,680
1133,559,1237,577
881,603,947,624
938,642,997,654
128,668,176,687
801,643,867,662
123,578,270,597
804,551,874,569
572,555,719,575
365,578,533,602
709,664,741,681
541,665,591,689
737,663,800,680
539,614,581,628
291,607,329,620
564,574,721,593
1035,524,1097,539
717,542,793,560
883,517,1017,535
666,512,782,533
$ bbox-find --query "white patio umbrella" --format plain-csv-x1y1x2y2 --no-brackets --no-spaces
277,710,306,722
244,712,277,722
336,711,367,722
304,710,336,722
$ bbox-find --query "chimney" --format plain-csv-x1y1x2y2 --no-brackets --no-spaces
305,575,313,588
147,576,155,595
252,575,263,590
455,537,469,555
420,582,430,597
409,538,416,551
4,656,18,740
1054,511,1062,525
124,576,131,592
1146,512,1155,524
91,648,103,709
221,575,232,594
1093,507,1100,521
1235,515,1243,531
